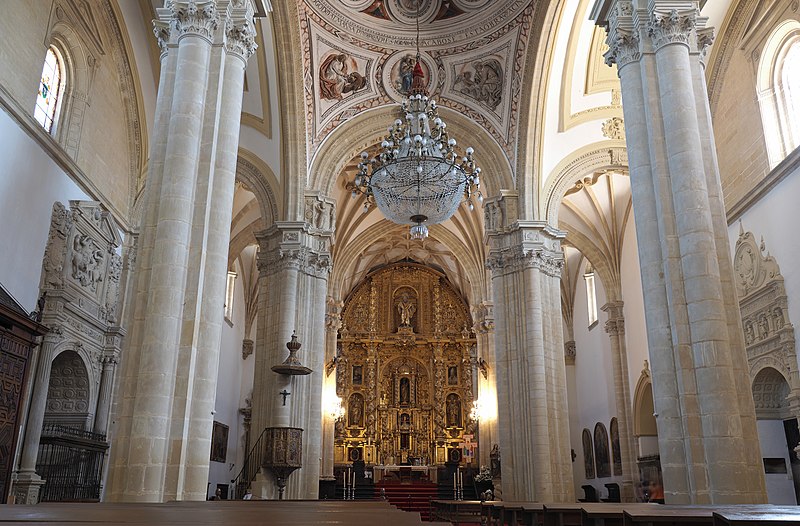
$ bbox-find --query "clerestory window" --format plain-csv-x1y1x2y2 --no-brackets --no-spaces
34,46,65,134
757,21,800,168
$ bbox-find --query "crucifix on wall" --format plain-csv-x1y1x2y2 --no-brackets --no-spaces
458,434,476,464
279,390,291,406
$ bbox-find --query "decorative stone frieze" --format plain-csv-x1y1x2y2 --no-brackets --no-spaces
225,18,257,61
303,192,336,235
173,0,219,41
647,10,695,51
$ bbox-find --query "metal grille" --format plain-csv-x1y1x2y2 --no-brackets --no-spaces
36,424,108,502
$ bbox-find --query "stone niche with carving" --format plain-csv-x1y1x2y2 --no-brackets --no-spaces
37,201,126,432
335,262,477,467
734,228,799,418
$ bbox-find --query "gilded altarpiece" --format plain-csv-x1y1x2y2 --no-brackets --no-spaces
334,263,477,466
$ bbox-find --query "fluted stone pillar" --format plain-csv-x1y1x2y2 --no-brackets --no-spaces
487,222,573,502
108,0,258,502
592,0,766,503
251,220,332,499
601,301,636,501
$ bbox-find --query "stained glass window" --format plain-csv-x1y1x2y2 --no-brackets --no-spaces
34,47,63,133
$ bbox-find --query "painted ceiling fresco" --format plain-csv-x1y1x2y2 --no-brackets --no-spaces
300,0,537,168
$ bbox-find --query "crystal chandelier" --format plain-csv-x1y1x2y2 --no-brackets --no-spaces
350,5,481,240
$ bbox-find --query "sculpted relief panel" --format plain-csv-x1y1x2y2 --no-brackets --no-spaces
734,227,799,417
335,263,477,465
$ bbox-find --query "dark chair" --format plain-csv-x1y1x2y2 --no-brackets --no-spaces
579,484,598,502
602,483,621,503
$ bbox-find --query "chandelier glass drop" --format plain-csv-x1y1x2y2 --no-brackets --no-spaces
350,5,481,240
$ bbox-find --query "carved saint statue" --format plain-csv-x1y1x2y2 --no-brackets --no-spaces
399,377,410,405
446,394,461,427
396,293,416,327
349,394,363,427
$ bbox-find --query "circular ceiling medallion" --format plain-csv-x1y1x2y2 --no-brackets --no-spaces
382,51,438,102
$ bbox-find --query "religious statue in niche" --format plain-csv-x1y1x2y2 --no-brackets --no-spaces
319,52,367,101
394,54,415,95
447,366,458,385
396,292,417,327
454,58,503,110
446,393,461,427
349,393,364,427
352,365,363,385
399,377,411,405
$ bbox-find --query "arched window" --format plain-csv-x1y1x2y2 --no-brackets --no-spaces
758,21,800,168
34,46,65,133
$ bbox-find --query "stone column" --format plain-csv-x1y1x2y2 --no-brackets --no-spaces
93,355,118,436
321,297,341,479
169,6,257,501
472,302,497,470
601,301,636,501
251,219,332,499
108,0,259,502
486,221,573,502
592,0,766,503
13,336,58,504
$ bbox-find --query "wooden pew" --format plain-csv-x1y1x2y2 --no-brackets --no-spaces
430,499,484,523
713,509,800,526
543,502,584,526
0,500,437,525
580,503,662,526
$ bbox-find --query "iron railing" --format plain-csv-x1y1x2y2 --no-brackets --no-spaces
231,427,269,499
36,424,108,502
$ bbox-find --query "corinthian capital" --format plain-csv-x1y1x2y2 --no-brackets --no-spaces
647,9,696,51
152,20,171,56
173,0,219,41
604,31,641,69
225,18,258,61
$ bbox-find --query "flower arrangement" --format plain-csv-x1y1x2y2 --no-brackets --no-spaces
474,465,492,482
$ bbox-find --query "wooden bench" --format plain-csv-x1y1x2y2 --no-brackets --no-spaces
580,503,662,526
0,500,439,525
713,509,800,526
544,502,584,526
430,499,484,523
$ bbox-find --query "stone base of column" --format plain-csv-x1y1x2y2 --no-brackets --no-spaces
621,480,634,502
12,470,46,505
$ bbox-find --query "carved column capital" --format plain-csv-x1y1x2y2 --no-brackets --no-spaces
486,222,566,278
564,340,576,365
224,18,257,62
172,0,219,42
647,9,696,51
256,222,332,279
152,20,171,57
604,31,641,69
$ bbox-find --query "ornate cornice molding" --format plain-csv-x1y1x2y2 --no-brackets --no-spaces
152,20,171,57
486,244,565,277
256,223,332,279
647,9,695,51
173,0,219,42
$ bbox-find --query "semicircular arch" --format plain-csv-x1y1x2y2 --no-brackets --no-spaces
541,141,628,228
